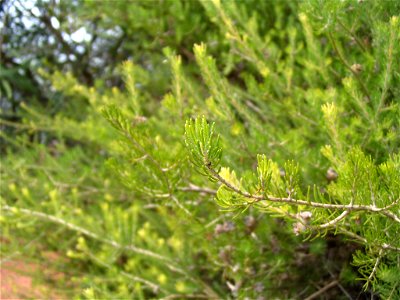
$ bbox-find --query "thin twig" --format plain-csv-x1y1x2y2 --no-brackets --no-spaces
0,232,46,265
305,280,339,300
171,195,193,217
381,210,400,223
325,267,353,300
316,211,350,229
339,228,367,244
161,294,210,299
87,251,162,293
337,19,367,52
115,122,196,218
387,282,399,300
381,243,400,252
366,249,384,288
178,184,217,195
374,21,395,122
328,228,399,253
328,31,371,101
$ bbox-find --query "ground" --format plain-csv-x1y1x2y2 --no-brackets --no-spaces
1,253,67,300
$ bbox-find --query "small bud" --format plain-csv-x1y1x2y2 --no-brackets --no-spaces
286,187,295,197
293,211,312,236
131,116,147,127
351,63,363,74
326,167,338,182
244,215,257,232
214,221,235,235
298,211,312,221
293,222,306,236
354,216,362,225
244,266,256,275
279,168,286,177
219,245,234,264
254,282,264,293
214,224,224,235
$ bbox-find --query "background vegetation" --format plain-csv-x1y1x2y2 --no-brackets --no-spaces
1,0,399,299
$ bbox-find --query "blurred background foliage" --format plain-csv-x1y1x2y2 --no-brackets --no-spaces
1,0,399,299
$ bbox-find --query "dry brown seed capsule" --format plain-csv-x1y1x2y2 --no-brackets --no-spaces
293,211,312,236
218,245,233,264
214,224,225,235
326,167,338,182
223,221,235,232
293,222,306,236
298,211,312,221
351,63,363,74
254,282,264,293
214,221,235,235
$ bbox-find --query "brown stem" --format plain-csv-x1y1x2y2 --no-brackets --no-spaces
305,280,339,300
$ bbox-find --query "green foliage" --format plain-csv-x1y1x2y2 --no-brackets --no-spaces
185,117,222,177
1,0,399,299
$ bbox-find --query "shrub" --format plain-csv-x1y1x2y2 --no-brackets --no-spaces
1,0,399,298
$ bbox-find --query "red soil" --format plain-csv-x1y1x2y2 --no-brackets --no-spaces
1,254,67,300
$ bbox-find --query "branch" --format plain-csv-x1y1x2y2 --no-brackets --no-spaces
87,250,162,293
305,280,339,300
328,31,371,102
338,228,367,244
1,205,183,274
337,19,367,52
381,210,400,223
177,183,217,195
330,228,400,253
374,20,395,121
170,195,193,217
37,10,76,56
207,163,400,222
381,243,400,252
365,249,383,289
316,211,349,229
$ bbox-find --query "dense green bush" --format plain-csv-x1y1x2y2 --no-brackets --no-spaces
1,0,399,299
